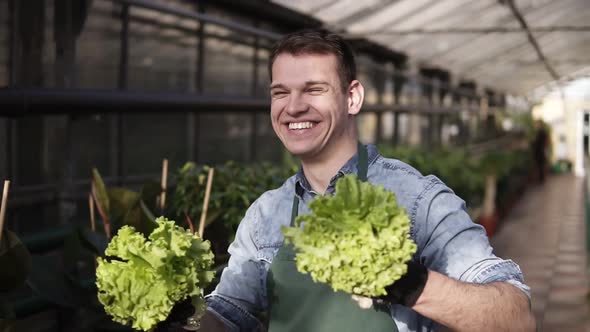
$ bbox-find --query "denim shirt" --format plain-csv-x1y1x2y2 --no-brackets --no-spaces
205,144,530,332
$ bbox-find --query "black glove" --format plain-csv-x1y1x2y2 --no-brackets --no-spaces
380,260,428,307
153,298,197,332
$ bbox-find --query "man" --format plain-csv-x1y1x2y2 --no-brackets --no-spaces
200,30,535,331
533,120,548,183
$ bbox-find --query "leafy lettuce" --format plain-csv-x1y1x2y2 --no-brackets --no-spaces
96,217,214,331
282,174,416,297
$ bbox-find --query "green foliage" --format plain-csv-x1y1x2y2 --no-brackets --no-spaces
92,168,111,219
92,168,160,237
27,255,83,308
377,144,533,214
96,217,214,331
511,112,537,141
170,161,293,236
478,151,513,177
378,145,484,206
0,231,30,331
282,175,416,297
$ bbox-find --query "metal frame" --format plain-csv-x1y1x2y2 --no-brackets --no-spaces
0,88,469,116
111,0,281,41
0,0,505,213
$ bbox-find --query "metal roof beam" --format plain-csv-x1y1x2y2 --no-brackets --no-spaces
111,0,282,40
454,6,590,75
332,0,403,27
501,0,560,81
349,26,590,36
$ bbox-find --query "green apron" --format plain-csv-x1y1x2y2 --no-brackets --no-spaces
267,144,399,332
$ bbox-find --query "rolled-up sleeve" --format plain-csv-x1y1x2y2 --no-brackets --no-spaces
205,201,266,332
413,179,531,299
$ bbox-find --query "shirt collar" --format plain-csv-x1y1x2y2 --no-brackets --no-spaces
294,144,379,197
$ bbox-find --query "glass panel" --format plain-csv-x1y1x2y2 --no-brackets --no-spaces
198,113,251,164
123,113,187,176
70,115,111,179
32,115,111,183
0,0,9,87
357,55,391,106
256,47,271,98
8,202,59,236
43,0,56,87
10,0,55,87
15,118,45,185
397,113,411,146
381,111,395,141
203,24,254,96
358,113,378,144
383,71,394,105
76,1,121,88
400,76,421,106
254,113,282,162
128,6,199,91
41,116,69,183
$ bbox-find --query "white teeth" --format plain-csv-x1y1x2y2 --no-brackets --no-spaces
289,122,314,130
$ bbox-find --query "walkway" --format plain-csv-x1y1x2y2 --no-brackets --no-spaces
491,174,590,331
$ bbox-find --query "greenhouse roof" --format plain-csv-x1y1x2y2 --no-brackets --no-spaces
271,0,590,96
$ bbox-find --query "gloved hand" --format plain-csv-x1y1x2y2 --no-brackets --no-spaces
380,260,428,306
352,260,429,309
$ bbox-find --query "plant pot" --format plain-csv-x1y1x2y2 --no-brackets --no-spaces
478,212,499,237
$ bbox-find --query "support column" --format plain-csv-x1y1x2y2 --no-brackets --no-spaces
194,2,205,161
393,112,400,146
249,24,260,162
392,67,406,146
54,0,86,223
112,3,128,183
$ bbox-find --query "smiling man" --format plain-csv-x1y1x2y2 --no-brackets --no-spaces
269,50,362,194
197,30,536,332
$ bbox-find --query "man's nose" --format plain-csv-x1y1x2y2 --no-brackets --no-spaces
285,92,308,116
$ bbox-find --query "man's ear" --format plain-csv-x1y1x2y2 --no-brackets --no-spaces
347,80,364,116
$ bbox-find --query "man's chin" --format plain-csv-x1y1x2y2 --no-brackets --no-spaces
285,145,317,160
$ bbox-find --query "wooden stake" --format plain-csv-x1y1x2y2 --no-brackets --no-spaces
0,180,10,244
198,168,214,239
89,193,96,232
160,158,168,212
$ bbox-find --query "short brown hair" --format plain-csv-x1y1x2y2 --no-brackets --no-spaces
268,29,356,92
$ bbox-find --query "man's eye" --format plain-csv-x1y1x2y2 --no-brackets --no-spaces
307,88,324,94
271,91,287,97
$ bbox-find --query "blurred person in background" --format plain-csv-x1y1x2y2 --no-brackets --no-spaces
533,120,549,183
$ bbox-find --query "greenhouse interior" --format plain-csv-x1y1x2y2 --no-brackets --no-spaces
0,0,589,331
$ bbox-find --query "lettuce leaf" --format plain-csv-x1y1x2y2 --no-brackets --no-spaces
282,174,416,297
96,217,214,331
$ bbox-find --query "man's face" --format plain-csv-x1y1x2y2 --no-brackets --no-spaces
270,53,353,160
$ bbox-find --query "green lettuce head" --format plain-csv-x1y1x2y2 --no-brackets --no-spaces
282,174,417,297
96,217,214,331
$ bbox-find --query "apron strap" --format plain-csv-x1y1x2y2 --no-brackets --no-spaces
357,142,368,182
290,195,300,227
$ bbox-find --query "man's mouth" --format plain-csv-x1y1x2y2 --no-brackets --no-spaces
288,121,315,130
